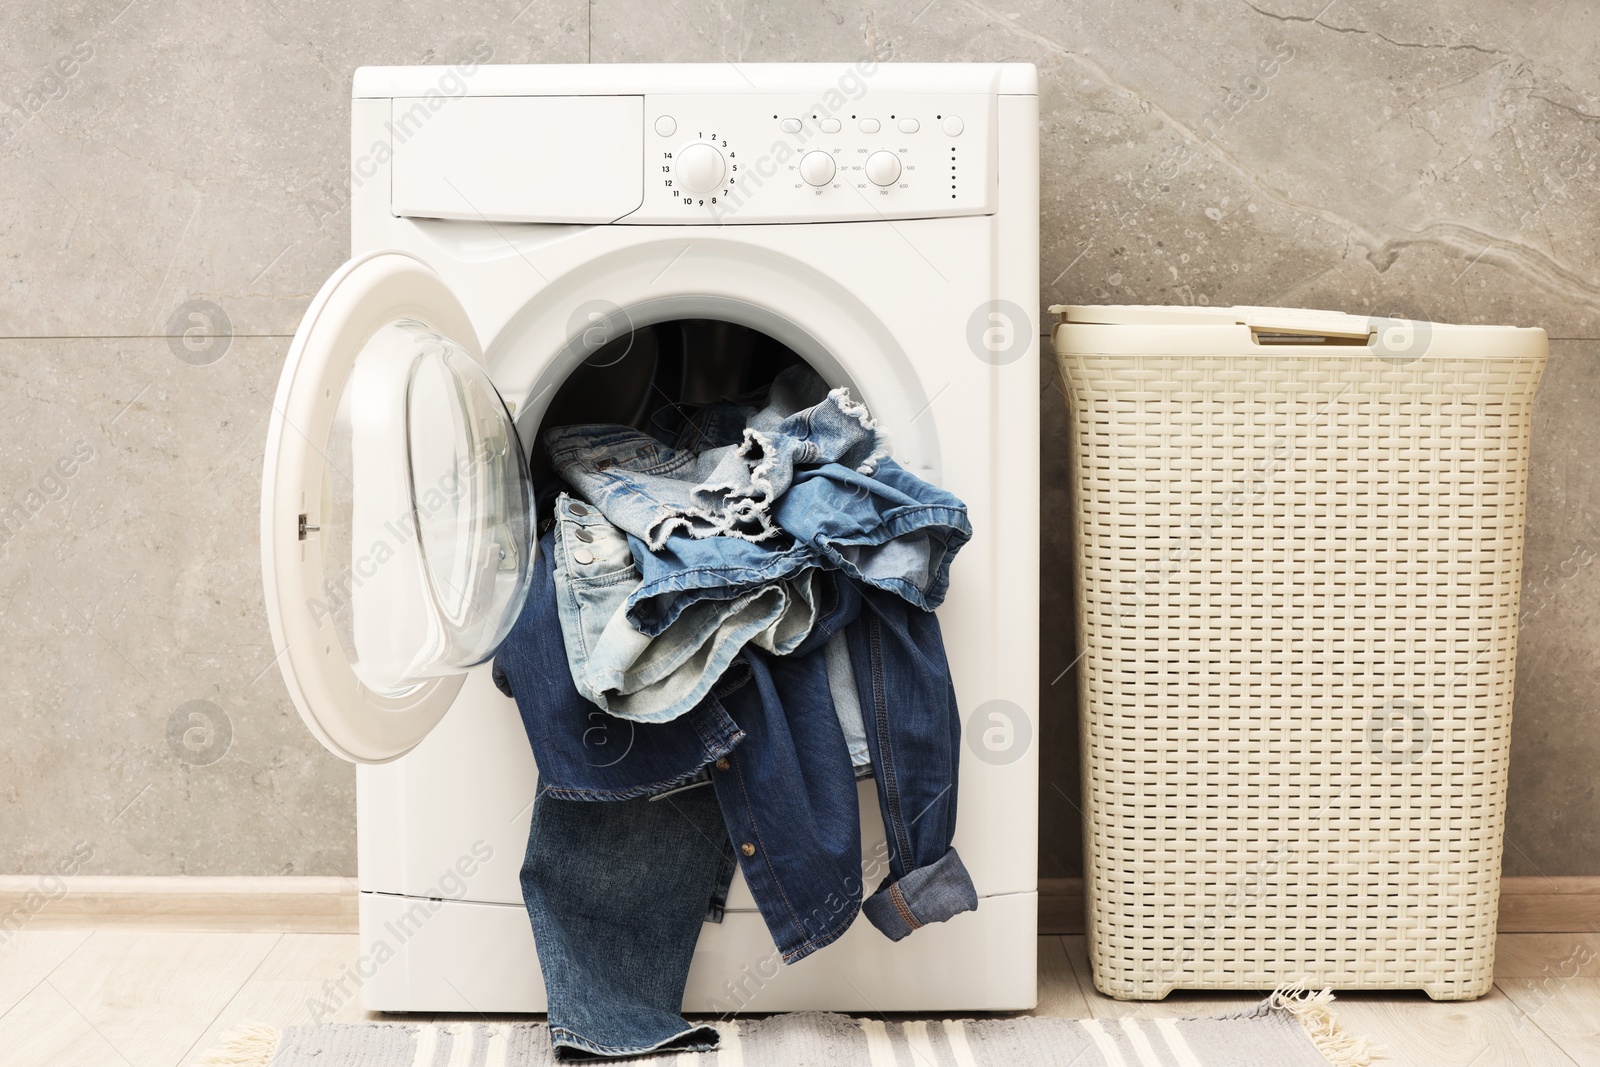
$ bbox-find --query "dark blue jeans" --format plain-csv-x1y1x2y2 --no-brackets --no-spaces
520,783,733,1060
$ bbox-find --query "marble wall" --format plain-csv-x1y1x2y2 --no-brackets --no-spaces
2,0,1595,879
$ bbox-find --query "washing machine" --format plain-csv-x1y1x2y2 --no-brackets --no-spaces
260,62,1039,1014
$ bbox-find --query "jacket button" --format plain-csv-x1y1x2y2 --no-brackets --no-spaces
572,549,594,565
740,842,756,857
569,502,589,516
574,527,595,543
715,758,730,771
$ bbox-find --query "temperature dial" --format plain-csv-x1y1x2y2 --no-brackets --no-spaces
799,151,836,187
865,150,902,187
675,143,726,194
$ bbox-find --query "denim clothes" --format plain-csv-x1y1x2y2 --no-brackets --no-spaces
619,520,818,638
495,365,977,1059
521,783,733,1060
613,454,970,635
544,365,891,549
494,529,746,803
547,369,972,633
550,494,818,723
770,457,970,613
493,530,977,966
714,586,978,956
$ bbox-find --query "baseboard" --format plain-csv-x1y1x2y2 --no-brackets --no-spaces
0,876,357,933
1497,877,1600,932
1039,876,1600,935
4,875,1594,935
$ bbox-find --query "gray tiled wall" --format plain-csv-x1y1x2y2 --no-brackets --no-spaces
3,0,1596,879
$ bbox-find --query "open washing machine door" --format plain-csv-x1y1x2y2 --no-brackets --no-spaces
261,251,535,763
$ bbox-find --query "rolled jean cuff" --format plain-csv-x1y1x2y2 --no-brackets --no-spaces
861,847,978,942
552,1022,720,1061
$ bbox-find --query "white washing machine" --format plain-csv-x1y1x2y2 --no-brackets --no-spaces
261,62,1039,1014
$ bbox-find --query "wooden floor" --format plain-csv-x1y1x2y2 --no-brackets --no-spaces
1,931,1595,1066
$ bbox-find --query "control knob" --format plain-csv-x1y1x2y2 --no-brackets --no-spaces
675,143,726,194
865,150,902,187
799,151,837,187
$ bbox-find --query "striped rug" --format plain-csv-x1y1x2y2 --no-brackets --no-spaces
200,990,1371,1066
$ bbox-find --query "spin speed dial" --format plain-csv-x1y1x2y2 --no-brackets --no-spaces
865,150,902,187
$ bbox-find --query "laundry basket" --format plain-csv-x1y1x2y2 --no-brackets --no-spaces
1051,305,1548,1001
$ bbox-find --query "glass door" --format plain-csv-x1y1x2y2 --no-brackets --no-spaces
261,252,533,763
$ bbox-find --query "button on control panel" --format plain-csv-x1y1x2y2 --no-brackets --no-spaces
629,93,996,224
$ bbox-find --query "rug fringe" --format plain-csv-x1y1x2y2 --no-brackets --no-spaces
1268,985,1378,1067
197,1021,281,1067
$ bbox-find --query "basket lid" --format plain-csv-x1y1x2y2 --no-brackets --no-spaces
1047,304,1548,359
1051,304,1370,336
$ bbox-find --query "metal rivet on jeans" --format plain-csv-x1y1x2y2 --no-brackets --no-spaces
740,842,756,857
715,757,730,771
569,502,589,516
573,549,594,565
575,527,595,543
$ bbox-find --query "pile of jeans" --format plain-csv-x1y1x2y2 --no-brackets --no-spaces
492,366,978,1060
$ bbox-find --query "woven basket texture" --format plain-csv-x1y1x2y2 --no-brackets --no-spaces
1056,352,1547,1001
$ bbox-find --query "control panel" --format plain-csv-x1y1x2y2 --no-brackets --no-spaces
623,93,997,224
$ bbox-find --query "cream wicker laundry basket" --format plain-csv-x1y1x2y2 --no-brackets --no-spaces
1051,305,1548,1001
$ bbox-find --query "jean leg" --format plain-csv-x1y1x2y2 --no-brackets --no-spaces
520,785,728,1059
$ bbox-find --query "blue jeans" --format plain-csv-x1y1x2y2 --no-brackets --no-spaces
521,782,734,1060
621,521,820,637
549,367,972,629
544,365,891,548
618,455,970,629
550,494,818,723
494,530,977,966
